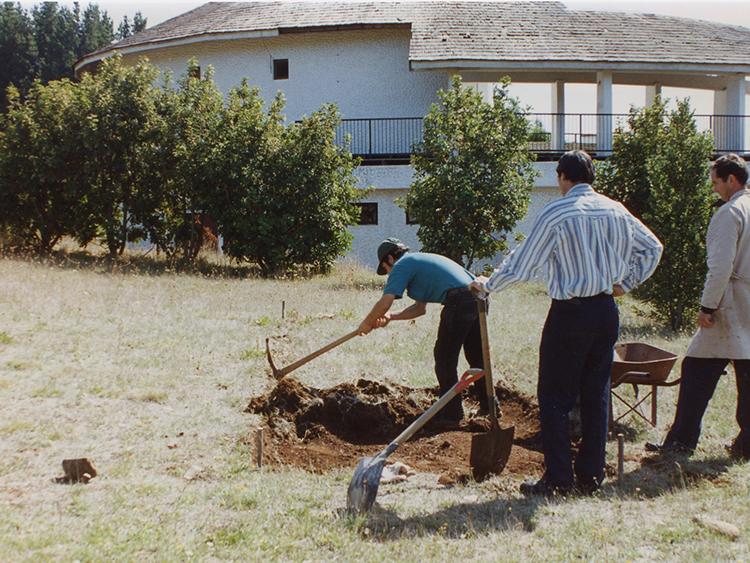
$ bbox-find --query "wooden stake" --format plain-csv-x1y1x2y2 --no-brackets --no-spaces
255,427,264,468
281,300,285,320
617,433,625,480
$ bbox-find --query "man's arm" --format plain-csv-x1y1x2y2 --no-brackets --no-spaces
482,212,557,293
357,294,395,335
385,301,427,322
698,210,740,327
619,214,663,292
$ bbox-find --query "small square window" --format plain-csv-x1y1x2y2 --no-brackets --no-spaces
273,58,289,80
405,207,419,225
355,202,378,225
189,65,201,79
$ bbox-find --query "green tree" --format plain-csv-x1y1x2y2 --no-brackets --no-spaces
32,2,79,83
0,81,85,254
598,99,714,330
116,14,130,39
147,59,224,263
76,55,164,257
132,11,146,33
209,83,361,276
405,75,536,268
0,2,37,111
76,3,113,59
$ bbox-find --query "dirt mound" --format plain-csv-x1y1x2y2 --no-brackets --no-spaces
246,378,544,480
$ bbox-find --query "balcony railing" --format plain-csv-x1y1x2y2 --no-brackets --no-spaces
335,113,750,160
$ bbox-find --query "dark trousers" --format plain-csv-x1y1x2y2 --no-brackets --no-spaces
434,288,487,420
538,294,619,489
664,357,750,454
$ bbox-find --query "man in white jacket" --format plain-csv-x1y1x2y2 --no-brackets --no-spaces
650,154,750,460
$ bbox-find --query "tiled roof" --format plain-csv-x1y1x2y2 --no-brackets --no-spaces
84,1,750,67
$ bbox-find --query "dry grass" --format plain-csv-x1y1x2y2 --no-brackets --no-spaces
0,257,749,561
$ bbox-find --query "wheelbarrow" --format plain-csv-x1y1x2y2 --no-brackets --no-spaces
610,342,679,427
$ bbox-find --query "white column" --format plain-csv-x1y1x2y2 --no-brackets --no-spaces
645,83,662,106
551,80,565,151
596,71,613,153
714,85,729,152
725,74,746,152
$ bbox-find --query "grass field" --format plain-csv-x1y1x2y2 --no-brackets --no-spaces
0,256,748,561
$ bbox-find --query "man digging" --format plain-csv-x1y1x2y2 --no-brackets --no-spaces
357,238,489,426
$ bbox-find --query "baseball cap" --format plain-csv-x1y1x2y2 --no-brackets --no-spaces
376,238,408,275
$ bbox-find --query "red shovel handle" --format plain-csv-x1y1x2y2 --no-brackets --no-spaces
455,368,484,393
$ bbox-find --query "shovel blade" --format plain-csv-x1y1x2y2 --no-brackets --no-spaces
470,424,515,481
346,454,386,515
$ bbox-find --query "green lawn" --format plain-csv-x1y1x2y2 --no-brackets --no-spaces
0,257,748,561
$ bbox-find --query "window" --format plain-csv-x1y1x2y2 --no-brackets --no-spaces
273,58,289,80
189,65,201,79
355,202,378,225
405,207,419,225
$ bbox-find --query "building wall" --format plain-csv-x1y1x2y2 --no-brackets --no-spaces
346,162,560,269
123,28,448,120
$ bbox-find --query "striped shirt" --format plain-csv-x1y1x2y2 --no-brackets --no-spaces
483,184,663,299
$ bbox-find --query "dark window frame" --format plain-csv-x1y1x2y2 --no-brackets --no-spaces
405,207,419,225
273,58,289,80
355,202,378,225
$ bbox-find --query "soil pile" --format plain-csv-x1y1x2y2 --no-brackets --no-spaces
246,377,544,480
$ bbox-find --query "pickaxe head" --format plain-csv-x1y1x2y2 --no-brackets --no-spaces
265,338,282,380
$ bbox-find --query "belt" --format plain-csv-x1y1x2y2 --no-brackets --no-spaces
552,292,610,304
443,286,474,302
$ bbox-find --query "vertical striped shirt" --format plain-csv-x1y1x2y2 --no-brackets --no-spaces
483,184,663,299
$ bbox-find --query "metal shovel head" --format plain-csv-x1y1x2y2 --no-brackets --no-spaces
346,452,388,515
470,424,515,481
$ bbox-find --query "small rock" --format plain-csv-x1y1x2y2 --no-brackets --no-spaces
183,465,204,481
438,473,457,486
381,462,414,484
692,515,741,540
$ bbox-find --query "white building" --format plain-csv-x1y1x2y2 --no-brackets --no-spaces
75,1,750,267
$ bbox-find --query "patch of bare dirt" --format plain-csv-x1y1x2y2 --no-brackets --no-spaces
246,378,544,481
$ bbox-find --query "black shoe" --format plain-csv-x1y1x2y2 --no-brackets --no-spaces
645,441,693,455
725,439,750,461
575,478,602,496
519,479,572,498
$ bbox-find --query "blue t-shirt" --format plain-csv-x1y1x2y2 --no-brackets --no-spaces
383,252,475,303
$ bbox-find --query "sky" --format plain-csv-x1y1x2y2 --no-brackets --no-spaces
17,0,750,114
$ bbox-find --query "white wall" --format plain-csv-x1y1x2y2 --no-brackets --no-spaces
125,28,448,120
346,163,561,269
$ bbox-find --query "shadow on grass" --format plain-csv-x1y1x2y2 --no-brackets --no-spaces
362,494,547,540
611,453,738,499
352,454,740,541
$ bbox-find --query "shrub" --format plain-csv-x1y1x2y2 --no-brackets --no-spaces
405,75,536,268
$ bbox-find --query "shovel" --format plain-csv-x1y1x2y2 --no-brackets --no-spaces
346,367,485,515
266,329,359,380
469,296,515,481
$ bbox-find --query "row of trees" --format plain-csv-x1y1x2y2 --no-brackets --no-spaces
0,2,146,111
0,56,363,276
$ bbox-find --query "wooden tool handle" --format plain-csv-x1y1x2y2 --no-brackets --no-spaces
477,298,499,428
278,329,360,377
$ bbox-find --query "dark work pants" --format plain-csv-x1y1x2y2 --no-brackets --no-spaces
434,288,488,420
664,357,750,455
538,294,619,489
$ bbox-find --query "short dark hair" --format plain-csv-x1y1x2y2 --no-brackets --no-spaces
712,154,748,185
556,150,596,185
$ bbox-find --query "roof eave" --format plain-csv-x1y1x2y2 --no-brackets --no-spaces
409,59,750,75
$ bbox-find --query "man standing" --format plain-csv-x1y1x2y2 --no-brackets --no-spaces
471,150,663,496
650,154,750,460
357,238,488,423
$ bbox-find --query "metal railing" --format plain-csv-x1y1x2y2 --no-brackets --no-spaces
336,113,750,159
